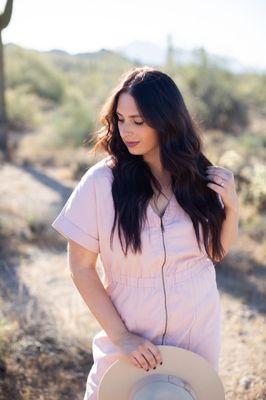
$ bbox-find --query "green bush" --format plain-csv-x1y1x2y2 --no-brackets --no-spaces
53,87,96,147
6,46,65,103
175,50,249,132
6,85,44,131
241,163,266,212
237,72,266,114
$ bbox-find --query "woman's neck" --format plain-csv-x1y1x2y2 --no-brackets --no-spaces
142,152,171,187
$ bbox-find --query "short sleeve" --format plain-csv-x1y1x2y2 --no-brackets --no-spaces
51,169,100,253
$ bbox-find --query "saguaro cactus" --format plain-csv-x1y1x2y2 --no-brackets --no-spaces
0,0,13,162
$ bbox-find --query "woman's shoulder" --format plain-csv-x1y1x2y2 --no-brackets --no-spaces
83,155,114,184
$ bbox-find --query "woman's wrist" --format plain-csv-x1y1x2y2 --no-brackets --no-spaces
108,326,130,345
224,204,239,215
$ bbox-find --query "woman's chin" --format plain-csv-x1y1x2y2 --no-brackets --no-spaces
127,147,143,154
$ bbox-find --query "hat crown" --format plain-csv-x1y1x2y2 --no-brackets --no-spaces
129,375,197,400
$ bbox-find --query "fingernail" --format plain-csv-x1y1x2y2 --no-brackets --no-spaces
160,362,163,365
146,369,149,371
153,366,156,369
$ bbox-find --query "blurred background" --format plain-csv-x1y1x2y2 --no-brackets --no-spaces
0,0,265,399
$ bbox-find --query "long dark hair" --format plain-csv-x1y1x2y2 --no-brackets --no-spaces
85,66,226,262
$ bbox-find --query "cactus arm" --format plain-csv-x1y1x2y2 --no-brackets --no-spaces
0,0,14,30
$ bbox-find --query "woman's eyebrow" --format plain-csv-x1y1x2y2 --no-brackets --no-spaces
116,111,142,118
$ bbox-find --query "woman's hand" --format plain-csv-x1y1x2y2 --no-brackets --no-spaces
205,165,239,213
112,331,163,371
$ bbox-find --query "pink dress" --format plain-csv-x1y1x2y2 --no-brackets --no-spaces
51,155,222,399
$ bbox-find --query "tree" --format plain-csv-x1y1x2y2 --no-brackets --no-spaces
165,33,175,76
0,0,14,162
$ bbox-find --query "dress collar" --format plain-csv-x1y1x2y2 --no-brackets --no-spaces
147,192,177,227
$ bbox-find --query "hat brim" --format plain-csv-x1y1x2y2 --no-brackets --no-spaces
98,345,225,400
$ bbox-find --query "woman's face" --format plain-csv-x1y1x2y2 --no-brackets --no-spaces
116,92,160,157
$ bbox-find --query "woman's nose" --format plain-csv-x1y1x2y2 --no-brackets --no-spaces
120,124,133,136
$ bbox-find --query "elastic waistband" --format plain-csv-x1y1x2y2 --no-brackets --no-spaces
107,257,214,288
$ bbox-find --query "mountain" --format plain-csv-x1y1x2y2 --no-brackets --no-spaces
5,41,264,74
113,40,262,74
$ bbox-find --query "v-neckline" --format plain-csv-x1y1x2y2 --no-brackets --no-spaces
148,192,175,219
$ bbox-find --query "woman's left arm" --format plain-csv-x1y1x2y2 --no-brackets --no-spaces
205,165,240,258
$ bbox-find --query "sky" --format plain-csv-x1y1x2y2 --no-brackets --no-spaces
1,0,266,71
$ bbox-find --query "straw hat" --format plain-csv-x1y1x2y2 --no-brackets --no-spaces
97,345,225,399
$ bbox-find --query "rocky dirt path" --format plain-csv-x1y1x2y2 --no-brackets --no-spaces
0,161,265,399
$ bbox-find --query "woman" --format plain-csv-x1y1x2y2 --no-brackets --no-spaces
51,66,239,399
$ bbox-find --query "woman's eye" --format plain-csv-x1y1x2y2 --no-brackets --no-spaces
117,118,143,125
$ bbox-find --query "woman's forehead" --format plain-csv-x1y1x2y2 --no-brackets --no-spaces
117,93,141,117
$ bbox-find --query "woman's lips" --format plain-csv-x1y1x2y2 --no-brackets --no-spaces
125,141,140,147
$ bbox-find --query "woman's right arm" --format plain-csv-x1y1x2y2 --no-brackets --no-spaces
67,239,162,370
67,239,128,345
